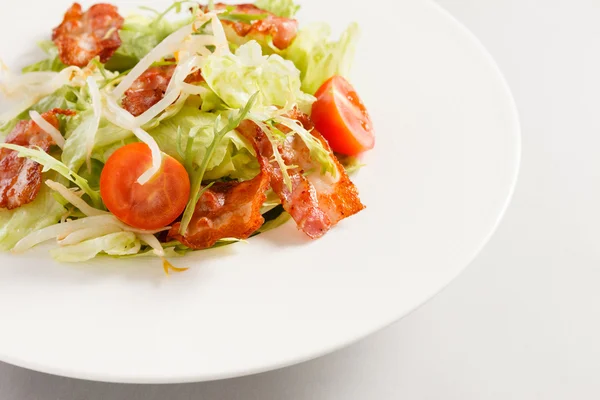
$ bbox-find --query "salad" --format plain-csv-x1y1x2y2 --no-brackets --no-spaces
0,0,375,267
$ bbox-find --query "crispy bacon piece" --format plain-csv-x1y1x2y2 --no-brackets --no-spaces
0,109,74,210
52,3,124,67
167,144,271,249
207,3,298,50
122,65,204,116
122,65,175,117
237,111,365,239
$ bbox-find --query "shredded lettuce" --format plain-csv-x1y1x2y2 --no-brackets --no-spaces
254,0,300,18
0,184,65,251
202,41,314,113
283,22,360,94
50,232,141,262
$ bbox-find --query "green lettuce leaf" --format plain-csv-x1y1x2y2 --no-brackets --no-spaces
62,115,133,172
254,0,300,18
0,183,65,251
178,93,259,235
22,41,67,73
105,8,194,72
149,105,259,181
283,22,360,94
0,85,79,139
202,40,314,113
256,205,291,234
50,232,141,262
0,144,102,207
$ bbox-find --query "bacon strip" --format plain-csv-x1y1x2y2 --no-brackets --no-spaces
207,3,298,50
167,143,271,249
122,65,204,116
237,111,365,239
52,3,124,67
0,109,75,210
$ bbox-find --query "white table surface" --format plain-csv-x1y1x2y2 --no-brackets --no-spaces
2,0,598,398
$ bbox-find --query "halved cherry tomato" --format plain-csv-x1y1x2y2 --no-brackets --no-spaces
100,143,190,230
311,75,375,156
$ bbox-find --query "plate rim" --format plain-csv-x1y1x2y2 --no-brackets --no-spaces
0,0,521,383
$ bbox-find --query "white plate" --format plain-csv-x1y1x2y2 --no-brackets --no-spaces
0,0,520,383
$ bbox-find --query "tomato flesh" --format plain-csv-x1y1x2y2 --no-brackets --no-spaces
311,75,375,156
100,143,190,230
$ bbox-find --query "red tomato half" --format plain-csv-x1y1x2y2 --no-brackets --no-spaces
311,75,375,156
100,143,190,230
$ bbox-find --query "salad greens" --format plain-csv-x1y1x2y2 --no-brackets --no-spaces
254,0,300,18
0,0,362,263
179,91,259,235
106,3,199,71
0,183,65,251
284,22,360,95
202,41,314,113
22,41,67,74
50,231,141,262
0,144,102,207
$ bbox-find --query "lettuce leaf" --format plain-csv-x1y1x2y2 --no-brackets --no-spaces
62,114,133,172
283,22,360,94
0,85,78,139
254,0,300,18
0,144,102,207
202,41,314,113
50,232,141,262
149,105,259,181
22,41,67,73
0,183,65,251
105,9,193,72
257,205,291,234
178,93,259,235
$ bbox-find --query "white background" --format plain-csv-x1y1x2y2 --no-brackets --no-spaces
1,0,598,398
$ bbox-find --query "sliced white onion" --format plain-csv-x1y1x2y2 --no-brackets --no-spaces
133,56,197,126
134,88,182,127
180,82,210,95
12,215,118,253
0,66,86,124
137,233,165,257
196,45,212,57
112,23,195,99
103,97,163,184
211,14,230,55
132,127,163,185
45,180,108,217
14,72,60,86
85,77,102,168
104,95,136,128
1,72,57,96
165,55,199,94
0,97,38,124
58,224,123,246
29,110,65,149
188,35,216,52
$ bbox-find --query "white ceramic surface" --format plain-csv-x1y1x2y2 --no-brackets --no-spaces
0,0,520,383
